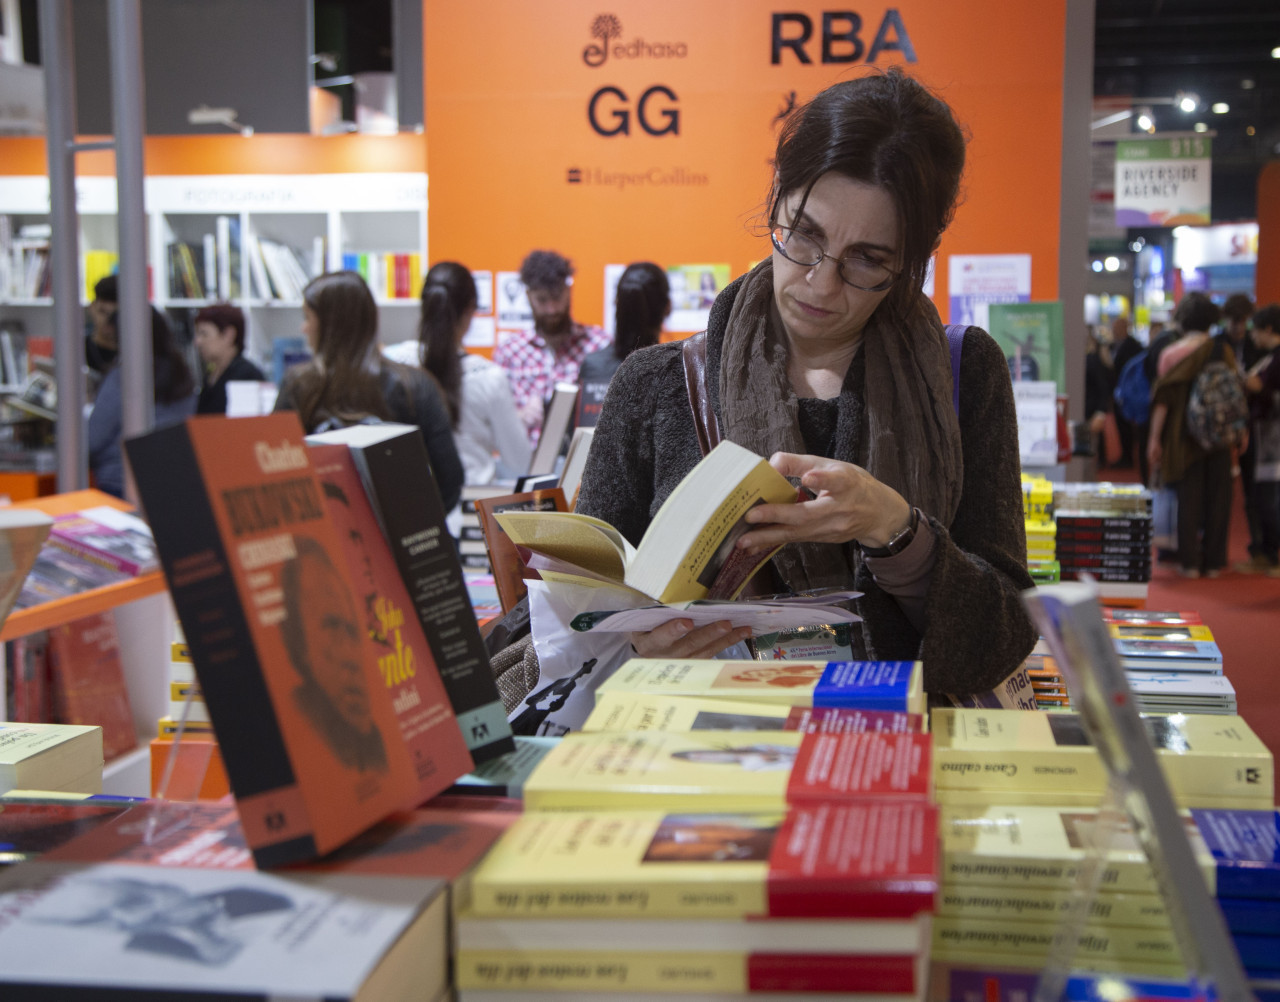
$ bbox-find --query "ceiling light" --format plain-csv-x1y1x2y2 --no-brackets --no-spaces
1092,261,1104,273
1272,46,1280,59
1212,102,1229,114
1178,95,1198,113
1242,78,1256,90
1136,112,1155,132
1104,257,1121,273
1194,122,1208,133
1247,125,1257,136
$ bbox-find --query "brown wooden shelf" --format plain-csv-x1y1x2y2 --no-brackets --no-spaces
1,488,167,641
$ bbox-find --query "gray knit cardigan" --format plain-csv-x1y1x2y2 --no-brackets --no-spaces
573,279,1038,696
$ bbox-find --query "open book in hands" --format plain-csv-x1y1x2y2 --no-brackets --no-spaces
494,439,858,632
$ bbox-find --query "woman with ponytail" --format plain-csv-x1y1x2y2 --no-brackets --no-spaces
414,261,531,486
275,269,464,511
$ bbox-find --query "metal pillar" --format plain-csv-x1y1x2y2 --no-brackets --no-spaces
39,0,87,492
107,0,153,466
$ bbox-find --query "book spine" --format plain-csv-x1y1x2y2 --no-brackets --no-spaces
455,950,917,994
937,886,1170,928
124,423,317,867
352,435,514,763
931,915,1181,966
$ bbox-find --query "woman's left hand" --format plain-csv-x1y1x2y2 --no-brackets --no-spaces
737,452,912,552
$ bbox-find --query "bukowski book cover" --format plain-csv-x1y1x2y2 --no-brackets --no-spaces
308,441,473,803
125,413,419,867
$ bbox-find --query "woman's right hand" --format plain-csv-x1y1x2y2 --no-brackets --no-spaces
628,619,753,660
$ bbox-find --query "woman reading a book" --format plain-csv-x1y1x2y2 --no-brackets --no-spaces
274,270,465,512
569,69,1037,697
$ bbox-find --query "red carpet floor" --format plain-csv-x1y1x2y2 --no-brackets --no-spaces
1096,467,1280,800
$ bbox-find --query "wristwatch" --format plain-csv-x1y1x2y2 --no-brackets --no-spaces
859,507,920,559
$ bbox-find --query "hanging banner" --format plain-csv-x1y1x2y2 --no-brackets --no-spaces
947,253,1032,328
1114,136,1212,227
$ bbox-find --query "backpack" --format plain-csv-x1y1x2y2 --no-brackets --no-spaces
1113,350,1151,425
1185,349,1248,451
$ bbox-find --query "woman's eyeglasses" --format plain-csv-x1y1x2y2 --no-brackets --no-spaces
770,225,898,292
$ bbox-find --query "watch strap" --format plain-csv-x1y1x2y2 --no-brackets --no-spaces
859,506,920,559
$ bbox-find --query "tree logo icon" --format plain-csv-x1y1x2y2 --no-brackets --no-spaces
583,14,622,67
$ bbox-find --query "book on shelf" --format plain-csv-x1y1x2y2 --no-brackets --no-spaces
1103,607,1203,626
0,721,103,796
215,215,241,300
1115,637,1224,671
464,801,937,919
597,658,925,714
0,506,52,624
0,859,451,1002
1110,623,1214,642
521,728,932,812
307,440,475,801
125,412,422,867
271,335,311,384
48,504,159,576
582,692,921,735
932,708,1272,810
14,544,132,610
496,439,804,605
0,323,28,387
527,381,580,476
5,631,50,723
473,486,568,613
46,612,137,762
306,423,514,764
81,250,118,302
557,424,594,507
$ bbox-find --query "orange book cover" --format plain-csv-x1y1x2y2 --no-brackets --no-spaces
124,413,419,867
474,488,567,613
308,441,474,803
46,612,137,762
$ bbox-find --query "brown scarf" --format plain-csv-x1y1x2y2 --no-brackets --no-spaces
719,259,964,592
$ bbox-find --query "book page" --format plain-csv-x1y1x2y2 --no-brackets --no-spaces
496,511,635,583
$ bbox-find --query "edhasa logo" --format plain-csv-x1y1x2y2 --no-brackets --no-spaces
582,13,688,67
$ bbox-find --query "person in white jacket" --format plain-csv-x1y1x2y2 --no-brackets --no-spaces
389,261,532,487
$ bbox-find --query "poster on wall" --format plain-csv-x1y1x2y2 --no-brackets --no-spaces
1114,136,1211,227
1011,380,1061,468
495,271,533,332
667,263,730,333
987,301,1066,394
462,316,497,349
947,254,1032,327
472,270,494,315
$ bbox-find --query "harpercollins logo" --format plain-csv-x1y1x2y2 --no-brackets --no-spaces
582,14,688,67
565,166,709,190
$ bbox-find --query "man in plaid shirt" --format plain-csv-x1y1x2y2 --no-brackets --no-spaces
495,249,612,443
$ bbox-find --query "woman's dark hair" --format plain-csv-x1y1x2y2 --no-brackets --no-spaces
193,302,247,352
766,67,967,318
1254,303,1280,334
1222,292,1254,323
1173,291,1221,335
151,307,195,405
418,261,478,427
291,271,389,432
613,262,669,361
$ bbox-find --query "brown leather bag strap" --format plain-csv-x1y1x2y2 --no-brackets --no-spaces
682,331,721,458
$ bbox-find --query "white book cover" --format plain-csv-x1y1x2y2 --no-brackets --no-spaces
0,861,446,999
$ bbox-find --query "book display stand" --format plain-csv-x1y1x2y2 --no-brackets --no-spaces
1024,579,1252,1002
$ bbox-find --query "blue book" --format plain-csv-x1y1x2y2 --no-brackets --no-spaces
811,660,923,712
1192,809,1280,899
271,335,311,386
1219,897,1280,935
1233,933,1280,971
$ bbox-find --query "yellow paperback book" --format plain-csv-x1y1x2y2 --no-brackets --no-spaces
522,729,932,812
582,693,922,735
931,915,1181,968
937,885,1169,929
495,439,801,604
932,709,1272,809
462,804,939,920
939,803,1216,894
595,658,925,715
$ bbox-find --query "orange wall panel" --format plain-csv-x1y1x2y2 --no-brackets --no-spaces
1258,162,1280,306
423,1,1067,328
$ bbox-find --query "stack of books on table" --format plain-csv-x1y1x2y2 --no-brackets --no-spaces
454,657,938,1000
1053,483,1153,585
1107,614,1238,715
1022,651,1072,709
931,707,1273,812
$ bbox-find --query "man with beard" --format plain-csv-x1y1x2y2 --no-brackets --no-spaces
494,249,611,444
